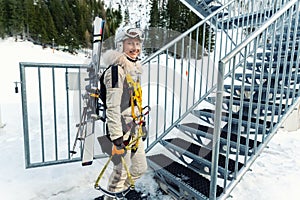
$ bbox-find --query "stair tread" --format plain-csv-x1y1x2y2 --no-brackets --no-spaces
164,138,243,172
147,153,224,198
193,108,272,128
180,122,260,148
223,84,298,100
235,72,300,82
197,0,215,6
224,84,278,93
222,10,274,28
266,40,299,49
257,51,298,57
256,52,298,62
207,96,286,117
247,60,299,68
209,5,221,12
204,0,214,4
208,95,286,109
233,73,300,90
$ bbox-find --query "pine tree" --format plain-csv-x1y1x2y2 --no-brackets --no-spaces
48,0,65,45
37,1,57,45
0,0,24,38
124,7,129,25
165,0,215,57
26,0,42,42
105,6,122,39
0,0,5,38
149,0,159,27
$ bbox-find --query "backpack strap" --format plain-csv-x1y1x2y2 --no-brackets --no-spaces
99,64,119,108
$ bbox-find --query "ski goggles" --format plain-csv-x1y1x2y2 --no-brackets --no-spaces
125,28,144,41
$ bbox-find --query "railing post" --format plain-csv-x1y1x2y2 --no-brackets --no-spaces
19,63,31,168
209,61,225,200
0,105,5,128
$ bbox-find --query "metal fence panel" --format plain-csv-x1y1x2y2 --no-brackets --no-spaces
20,62,106,168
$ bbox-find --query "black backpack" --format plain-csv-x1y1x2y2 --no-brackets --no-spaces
97,64,118,121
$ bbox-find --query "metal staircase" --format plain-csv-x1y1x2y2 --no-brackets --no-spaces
179,0,224,19
179,0,276,28
142,0,300,199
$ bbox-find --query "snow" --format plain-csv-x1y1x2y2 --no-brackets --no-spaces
1,37,300,200
230,129,300,200
0,37,169,200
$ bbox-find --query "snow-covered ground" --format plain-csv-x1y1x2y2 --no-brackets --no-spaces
1,38,300,200
0,37,169,200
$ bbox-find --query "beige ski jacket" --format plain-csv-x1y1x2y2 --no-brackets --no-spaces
102,50,143,142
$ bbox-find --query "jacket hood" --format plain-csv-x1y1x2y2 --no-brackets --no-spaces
102,50,123,66
102,50,143,76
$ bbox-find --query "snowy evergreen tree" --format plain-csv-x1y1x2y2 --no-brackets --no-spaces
149,0,160,27
0,0,23,38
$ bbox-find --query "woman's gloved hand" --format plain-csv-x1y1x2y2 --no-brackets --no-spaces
141,122,148,141
111,137,126,165
112,144,126,155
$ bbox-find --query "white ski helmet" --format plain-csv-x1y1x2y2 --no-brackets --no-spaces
115,26,144,52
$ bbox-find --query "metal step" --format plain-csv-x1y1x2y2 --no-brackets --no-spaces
196,0,215,7
256,51,299,62
161,138,243,180
266,41,299,51
192,108,272,130
234,72,300,86
206,95,285,116
209,5,221,12
203,0,215,5
177,123,260,155
274,33,300,41
182,0,214,18
223,84,298,102
283,24,300,32
147,154,224,199
222,9,274,29
245,61,300,73
180,0,227,25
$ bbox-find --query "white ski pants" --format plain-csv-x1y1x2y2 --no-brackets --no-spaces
107,138,147,195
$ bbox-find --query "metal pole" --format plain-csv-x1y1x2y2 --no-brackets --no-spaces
52,38,54,53
0,104,5,128
209,61,225,200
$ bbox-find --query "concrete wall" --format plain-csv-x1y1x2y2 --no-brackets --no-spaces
282,102,300,131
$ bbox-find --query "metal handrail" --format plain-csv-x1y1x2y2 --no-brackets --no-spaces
220,0,297,65
141,0,235,65
212,0,299,199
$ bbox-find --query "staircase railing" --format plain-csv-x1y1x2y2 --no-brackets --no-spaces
213,0,300,199
141,0,279,152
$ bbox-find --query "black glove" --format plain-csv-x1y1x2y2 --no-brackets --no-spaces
111,137,126,165
112,136,124,147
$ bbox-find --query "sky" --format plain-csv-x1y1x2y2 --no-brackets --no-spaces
1,35,300,200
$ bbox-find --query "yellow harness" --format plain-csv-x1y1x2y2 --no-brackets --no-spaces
126,73,145,151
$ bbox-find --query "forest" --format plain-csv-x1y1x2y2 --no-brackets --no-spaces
0,0,122,52
0,0,214,54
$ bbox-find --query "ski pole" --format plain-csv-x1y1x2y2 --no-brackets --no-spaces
70,107,87,157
